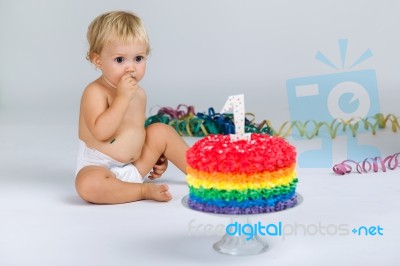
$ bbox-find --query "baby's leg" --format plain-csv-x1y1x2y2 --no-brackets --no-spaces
75,165,172,204
134,123,189,177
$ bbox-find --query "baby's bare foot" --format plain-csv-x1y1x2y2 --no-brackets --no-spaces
143,183,172,202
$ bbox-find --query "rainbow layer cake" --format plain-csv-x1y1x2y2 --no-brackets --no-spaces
186,134,298,214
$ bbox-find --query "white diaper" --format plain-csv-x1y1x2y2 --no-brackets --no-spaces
75,140,143,183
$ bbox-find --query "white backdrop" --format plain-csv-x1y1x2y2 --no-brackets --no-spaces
1,0,399,127
1,2,400,265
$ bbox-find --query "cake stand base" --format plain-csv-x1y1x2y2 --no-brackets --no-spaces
213,234,268,256
212,215,268,256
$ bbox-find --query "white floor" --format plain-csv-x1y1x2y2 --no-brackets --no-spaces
1,110,399,266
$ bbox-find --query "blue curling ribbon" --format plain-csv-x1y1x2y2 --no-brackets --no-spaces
217,115,235,134
197,108,235,135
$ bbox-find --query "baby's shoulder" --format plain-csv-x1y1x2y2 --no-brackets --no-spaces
84,79,107,93
82,80,109,98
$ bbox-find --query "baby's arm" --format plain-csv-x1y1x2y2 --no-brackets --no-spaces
82,73,140,141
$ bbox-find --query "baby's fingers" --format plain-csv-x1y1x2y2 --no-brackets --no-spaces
148,171,162,180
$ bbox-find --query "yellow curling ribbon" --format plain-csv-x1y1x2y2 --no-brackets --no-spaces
267,113,399,138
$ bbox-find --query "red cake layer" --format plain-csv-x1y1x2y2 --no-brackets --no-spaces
186,134,296,174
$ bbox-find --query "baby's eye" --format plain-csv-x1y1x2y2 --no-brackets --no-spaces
114,57,125,63
134,56,145,63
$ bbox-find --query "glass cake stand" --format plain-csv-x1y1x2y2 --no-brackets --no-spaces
181,193,303,256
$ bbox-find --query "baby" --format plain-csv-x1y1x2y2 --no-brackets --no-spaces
75,11,189,204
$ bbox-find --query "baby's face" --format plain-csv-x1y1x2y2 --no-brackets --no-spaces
96,40,148,88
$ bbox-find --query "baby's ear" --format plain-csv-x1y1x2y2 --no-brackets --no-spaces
91,53,102,69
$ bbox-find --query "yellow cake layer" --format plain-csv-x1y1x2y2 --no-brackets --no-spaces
187,164,295,182
186,167,297,190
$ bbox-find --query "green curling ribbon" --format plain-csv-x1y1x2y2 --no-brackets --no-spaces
145,114,170,127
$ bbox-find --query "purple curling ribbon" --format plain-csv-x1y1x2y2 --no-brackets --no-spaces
157,104,195,119
333,152,400,175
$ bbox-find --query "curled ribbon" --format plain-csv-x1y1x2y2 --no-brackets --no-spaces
269,113,399,139
146,105,274,137
197,108,235,135
146,106,399,139
333,152,400,175
157,104,195,119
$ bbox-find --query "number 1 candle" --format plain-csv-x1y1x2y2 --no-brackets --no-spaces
221,94,252,141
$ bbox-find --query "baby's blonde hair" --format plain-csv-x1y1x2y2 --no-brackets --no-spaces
86,11,150,62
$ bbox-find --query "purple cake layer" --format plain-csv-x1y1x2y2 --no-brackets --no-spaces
187,194,298,215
